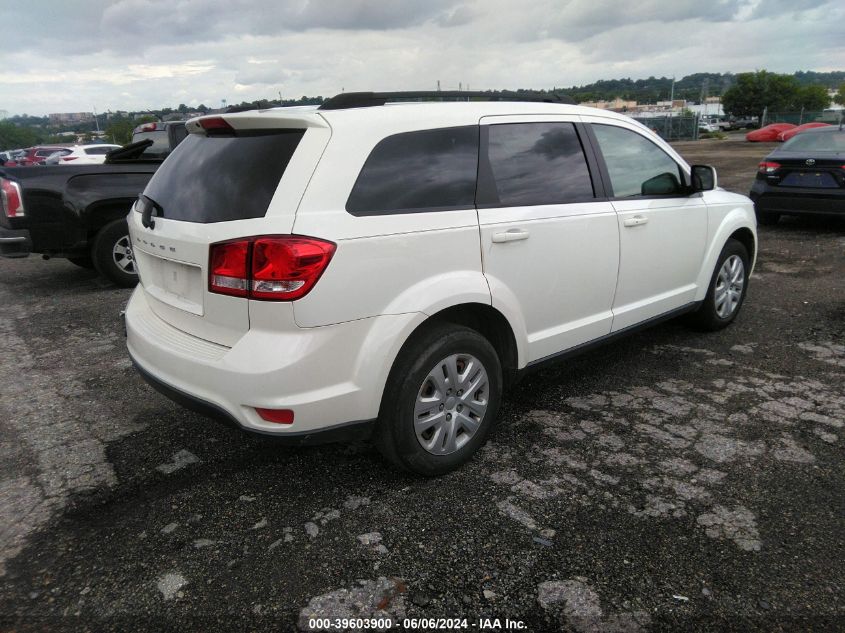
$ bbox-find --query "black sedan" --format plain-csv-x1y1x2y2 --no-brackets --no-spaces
749,126,845,225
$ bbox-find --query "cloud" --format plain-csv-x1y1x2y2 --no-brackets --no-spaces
0,0,843,116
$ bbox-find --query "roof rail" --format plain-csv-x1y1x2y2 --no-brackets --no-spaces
318,90,574,111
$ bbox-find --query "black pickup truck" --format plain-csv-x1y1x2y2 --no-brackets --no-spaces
0,121,186,286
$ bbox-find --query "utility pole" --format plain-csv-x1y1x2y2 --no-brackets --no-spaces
437,80,441,91
93,107,100,133
669,76,675,103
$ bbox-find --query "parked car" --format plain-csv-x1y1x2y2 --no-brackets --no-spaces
749,126,845,225
14,146,72,166
746,123,796,142
43,143,123,165
124,91,757,475
778,122,831,142
0,122,187,285
726,117,757,130
0,149,25,165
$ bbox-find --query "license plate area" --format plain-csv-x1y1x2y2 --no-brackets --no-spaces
779,171,839,189
135,249,204,316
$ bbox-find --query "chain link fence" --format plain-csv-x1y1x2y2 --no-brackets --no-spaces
763,110,843,126
631,115,700,141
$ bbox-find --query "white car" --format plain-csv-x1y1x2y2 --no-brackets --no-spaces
124,92,757,475
48,143,122,165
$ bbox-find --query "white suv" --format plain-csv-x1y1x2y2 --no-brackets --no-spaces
124,91,757,476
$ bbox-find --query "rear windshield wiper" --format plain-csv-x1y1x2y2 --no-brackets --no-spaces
137,194,164,229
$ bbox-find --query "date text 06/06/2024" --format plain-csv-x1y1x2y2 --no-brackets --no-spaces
306,617,527,630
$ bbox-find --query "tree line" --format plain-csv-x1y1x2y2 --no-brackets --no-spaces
3,72,844,151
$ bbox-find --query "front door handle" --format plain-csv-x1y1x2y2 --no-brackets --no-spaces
492,229,530,243
623,215,649,227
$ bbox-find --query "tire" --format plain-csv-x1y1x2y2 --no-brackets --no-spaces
755,210,780,226
688,239,750,331
91,219,138,287
375,323,503,476
67,255,94,269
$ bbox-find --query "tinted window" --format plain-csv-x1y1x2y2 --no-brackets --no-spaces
781,130,845,152
346,126,478,215
85,146,114,155
142,130,304,223
592,124,684,197
486,122,594,206
132,131,171,157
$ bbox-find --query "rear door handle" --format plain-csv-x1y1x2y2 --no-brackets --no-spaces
623,215,649,227
492,229,530,243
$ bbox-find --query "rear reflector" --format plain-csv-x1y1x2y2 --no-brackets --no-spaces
208,235,336,301
0,178,24,218
255,408,294,424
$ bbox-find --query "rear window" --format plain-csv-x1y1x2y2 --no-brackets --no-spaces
346,126,479,216
141,130,304,223
132,131,171,158
781,131,845,152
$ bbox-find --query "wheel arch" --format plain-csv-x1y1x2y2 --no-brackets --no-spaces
694,208,757,302
83,201,133,238
380,303,521,400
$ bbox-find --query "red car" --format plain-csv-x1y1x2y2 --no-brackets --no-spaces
778,122,831,142
13,146,72,166
746,123,796,142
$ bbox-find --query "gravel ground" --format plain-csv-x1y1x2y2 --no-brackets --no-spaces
0,138,843,632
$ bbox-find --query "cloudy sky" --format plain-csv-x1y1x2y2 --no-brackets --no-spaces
1,0,843,116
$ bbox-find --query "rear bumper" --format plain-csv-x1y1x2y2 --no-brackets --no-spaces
130,355,375,444
0,227,31,258
750,184,845,216
125,287,420,439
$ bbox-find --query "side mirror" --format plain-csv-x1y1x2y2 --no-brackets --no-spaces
691,164,717,192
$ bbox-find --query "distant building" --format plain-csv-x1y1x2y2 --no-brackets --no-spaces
578,98,638,112
49,112,94,124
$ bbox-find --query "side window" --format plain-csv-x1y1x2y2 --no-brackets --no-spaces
592,124,684,197
346,126,478,216
484,122,594,206
85,147,111,155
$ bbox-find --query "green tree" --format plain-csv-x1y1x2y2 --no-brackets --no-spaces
722,70,801,121
0,121,38,151
105,120,134,144
834,83,845,106
796,85,831,112
723,70,832,119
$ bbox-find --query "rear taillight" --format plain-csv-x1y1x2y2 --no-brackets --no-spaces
758,161,781,174
60,156,78,162
208,236,335,301
0,178,24,218
209,240,250,297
